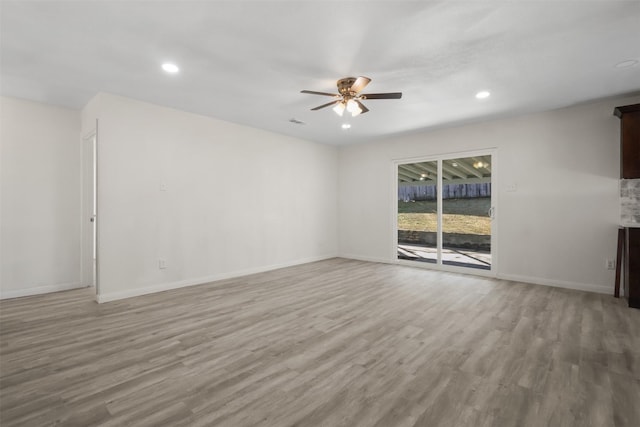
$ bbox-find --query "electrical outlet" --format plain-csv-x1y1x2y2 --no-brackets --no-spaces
159,259,167,269
606,259,615,270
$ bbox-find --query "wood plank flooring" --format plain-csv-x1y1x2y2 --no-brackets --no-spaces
1,258,639,426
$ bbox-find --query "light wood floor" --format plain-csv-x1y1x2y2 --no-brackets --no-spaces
1,258,639,426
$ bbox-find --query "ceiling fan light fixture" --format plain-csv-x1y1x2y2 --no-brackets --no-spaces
473,161,489,169
333,102,346,116
346,99,362,116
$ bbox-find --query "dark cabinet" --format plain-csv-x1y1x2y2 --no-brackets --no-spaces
615,103,640,309
626,228,640,308
614,103,640,179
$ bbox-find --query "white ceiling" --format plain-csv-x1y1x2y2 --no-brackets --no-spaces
1,1,639,145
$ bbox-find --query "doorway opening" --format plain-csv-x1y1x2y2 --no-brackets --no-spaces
82,132,98,297
396,152,495,273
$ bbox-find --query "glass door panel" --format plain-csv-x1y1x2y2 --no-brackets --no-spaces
441,156,492,270
397,161,438,263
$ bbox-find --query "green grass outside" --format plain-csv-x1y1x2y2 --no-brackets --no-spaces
398,198,491,235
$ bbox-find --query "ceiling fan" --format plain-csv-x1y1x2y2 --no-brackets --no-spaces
301,76,402,117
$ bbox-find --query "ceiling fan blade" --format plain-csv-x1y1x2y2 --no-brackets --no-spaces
311,100,340,111
361,92,402,99
350,76,371,93
301,90,339,97
355,100,369,114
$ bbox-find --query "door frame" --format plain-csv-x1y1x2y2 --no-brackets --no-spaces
391,148,498,278
81,127,100,299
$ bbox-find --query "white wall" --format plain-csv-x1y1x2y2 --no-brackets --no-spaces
3,91,635,301
338,95,640,294
82,93,338,302
1,96,82,298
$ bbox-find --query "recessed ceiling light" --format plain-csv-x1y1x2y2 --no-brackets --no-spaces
615,59,638,69
162,63,179,73
341,123,351,129
476,91,490,99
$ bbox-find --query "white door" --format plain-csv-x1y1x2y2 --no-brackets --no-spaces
82,134,97,291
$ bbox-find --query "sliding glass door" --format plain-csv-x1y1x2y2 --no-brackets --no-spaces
397,153,494,272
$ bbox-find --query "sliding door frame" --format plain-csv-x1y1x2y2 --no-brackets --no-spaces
391,148,498,278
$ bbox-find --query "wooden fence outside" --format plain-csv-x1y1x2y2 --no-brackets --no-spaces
399,183,491,201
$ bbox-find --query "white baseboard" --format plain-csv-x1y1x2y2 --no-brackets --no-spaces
340,254,612,295
0,282,87,300
96,254,338,303
338,253,391,264
2,257,611,302
497,273,612,295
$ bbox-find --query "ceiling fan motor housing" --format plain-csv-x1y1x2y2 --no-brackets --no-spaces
337,77,358,96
